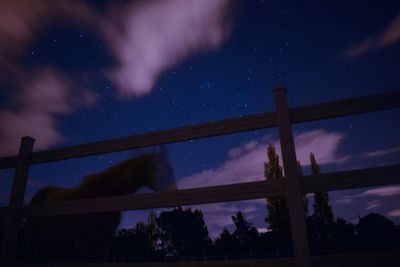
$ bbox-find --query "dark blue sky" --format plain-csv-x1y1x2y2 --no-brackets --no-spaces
0,0,399,235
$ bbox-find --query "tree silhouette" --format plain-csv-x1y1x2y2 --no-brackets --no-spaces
311,153,334,226
331,217,355,250
357,213,397,249
157,207,211,256
310,153,334,242
231,211,259,252
147,209,158,251
214,227,240,254
264,144,290,234
111,221,156,262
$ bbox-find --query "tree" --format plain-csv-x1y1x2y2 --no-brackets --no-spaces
157,207,211,256
357,213,396,249
214,227,240,254
231,211,259,252
264,144,290,234
331,217,355,249
310,153,334,225
147,209,158,250
111,221,155,262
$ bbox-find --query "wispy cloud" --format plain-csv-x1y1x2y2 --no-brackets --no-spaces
364,145,400,158
334,185,400,207
365,200,382,210
0,0,95,74
340,14,400,58
102,0,232,97
335,195,354,204
388,208,400,217
178,129,347,189
0,0,233,156
0,70,95,156
357,185,400,197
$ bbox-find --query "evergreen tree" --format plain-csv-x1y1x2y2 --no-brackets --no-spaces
311,153,334,225
214,227,240,254
147,209,158,250
231,211,259,251
264,144,290,233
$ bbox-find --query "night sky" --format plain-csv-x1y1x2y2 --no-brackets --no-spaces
1,0,400,237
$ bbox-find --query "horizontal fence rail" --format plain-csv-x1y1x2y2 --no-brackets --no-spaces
0,90,399,169
13,250,400,267
0,163,398,218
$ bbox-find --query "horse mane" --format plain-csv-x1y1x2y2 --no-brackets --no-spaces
78,153,156,186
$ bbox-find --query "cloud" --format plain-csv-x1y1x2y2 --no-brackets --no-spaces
335,195,354,204
0,0,95,75
387,209,400,217
178,129,347,189
365,200,382,210
357,185,400,197
340,13,400,58
364,145,400,158
0,70,95,156
334,186,400,207
102,0,232,97
0,0,98,156
0,0,233,155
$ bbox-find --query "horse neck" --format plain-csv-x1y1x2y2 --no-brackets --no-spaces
77,155,154,198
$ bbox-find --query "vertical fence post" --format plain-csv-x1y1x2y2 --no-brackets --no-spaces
1,136,34,266
273,88,310,267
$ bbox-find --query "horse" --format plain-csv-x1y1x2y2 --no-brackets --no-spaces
25,151,176,262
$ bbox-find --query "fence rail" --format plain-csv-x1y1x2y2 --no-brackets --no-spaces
0,163,398,218
1,90,399,169
13,250,400,267
1,89,400,267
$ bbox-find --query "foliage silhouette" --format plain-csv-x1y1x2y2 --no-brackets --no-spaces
309,153,334,243
231,211,259,252
356,213,398,249
264,144,290,234
157,206,212,256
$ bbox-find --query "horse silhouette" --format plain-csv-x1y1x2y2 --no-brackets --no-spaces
26,151,176,262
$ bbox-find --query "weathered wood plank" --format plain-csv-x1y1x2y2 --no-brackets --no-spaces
274,87,310,267
14,250,400,267
0,164,391,218
1,137,34,266
0,91,399,169
290,90,400,124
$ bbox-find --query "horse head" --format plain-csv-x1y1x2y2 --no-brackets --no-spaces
148,149,177,192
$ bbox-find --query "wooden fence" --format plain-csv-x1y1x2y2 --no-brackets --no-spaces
1,88,400,267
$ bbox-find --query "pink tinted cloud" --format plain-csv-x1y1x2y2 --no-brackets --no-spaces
388,209,400,217
178,129,347,189
364,145,400,158
0,0,233,155
102,0,232,97
341,14,400,58
365,200,382,210
0,0,95,73
357,185,400,197
0,1,99,156
0,70,95,156
335,195,354,204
